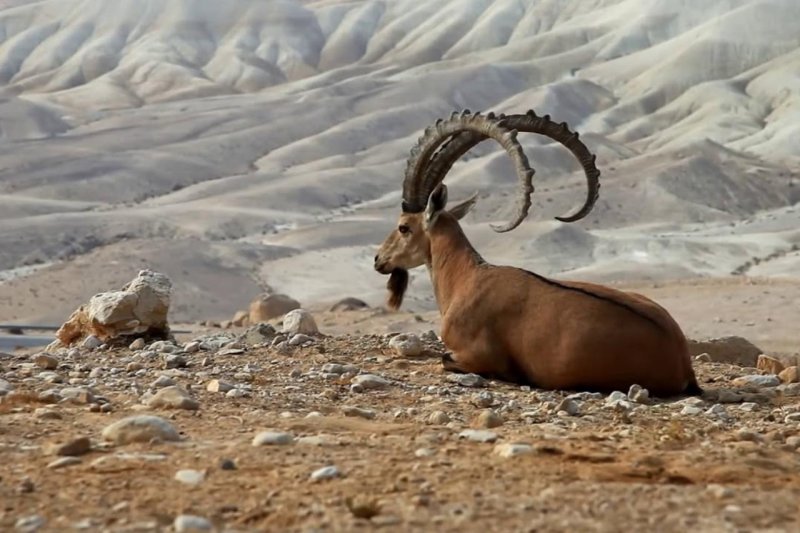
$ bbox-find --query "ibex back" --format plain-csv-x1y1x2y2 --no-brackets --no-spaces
374,110,701,397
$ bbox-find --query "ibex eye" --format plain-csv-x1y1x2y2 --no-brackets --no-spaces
398,225,410,234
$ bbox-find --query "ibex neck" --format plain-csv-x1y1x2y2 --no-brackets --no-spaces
427,216,484,313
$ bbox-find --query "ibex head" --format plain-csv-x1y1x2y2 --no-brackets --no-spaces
374,109,602,310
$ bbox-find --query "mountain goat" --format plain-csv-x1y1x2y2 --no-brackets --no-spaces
373,109,701,397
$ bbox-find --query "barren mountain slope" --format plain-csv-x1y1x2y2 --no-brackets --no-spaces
0,0,798,323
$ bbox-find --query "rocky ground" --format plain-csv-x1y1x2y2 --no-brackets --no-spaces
1,320,800,533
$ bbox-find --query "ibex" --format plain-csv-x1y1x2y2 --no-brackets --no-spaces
374,109,701,397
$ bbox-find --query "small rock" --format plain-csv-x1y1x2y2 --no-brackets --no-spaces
34,354,59,370
756,354,785,375
48,436,91,456
627,384,650,404
493,443,534,458
219,458,236,470
415,448,435,457
427,411,450,425
732,375,780,388
735,430,764,442
282,309,319,336
681,405,703,416
240,323,278,346
555,398,580,416
183,341,200,353
163,354,187,369
473,391,494,408
705,404,730,419
310,465,341,481
174,514,213,532
342,406,376,420
785,413,800,423
151,375,176,389
15,515,45,532
447,373,487,388
778,366,799,384
174,469,205,486
252,431,294,446
472,409,503,429
82,335,102,350
60,387,94,404
206,379,234,393
389,333,423,357
101,415,181,444
226,388,247,398
17,477,34,493
707,484,734,498
694,353,712,363
352,374,391,390
146,386,200,410
34,408,61,420
47,456,82,469
289,333,314,346
129,338,146,350
458,429,498,443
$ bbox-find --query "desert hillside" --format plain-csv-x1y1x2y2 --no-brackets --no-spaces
0,0,798,325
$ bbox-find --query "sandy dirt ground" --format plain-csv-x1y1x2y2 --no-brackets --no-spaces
1,286,799,533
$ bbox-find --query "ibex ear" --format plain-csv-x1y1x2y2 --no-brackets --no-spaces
448,191,478,220
425,183,448,228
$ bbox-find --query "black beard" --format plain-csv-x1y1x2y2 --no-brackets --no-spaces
386,268,409,310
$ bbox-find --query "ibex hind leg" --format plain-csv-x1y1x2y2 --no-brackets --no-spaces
441,352,471,374
441,352,534,387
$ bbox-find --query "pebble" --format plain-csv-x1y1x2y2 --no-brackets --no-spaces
458,429,498,443
472,409,503,429
101,415,181,444
174,469,206,486
47,456,82,469
151,375,176,389
493,443,534,458
15,515,45,532
34,408,61,420
389,333,423,357
681,405,703,416
351,374,391,390
129,338,146,350
163,354,187,369
785,413,800,423
555,398,580,416
705,404,730,419
60,387,95,404
695,353,712,362
732,375,781,388
183,341,200,353
428,411,450,425
48,436,91,456
282,309,319,335
82,335,102,349
310,465,341,481
219,458,236,470
707,484,734,498
628,384,650,404
289,333,314,346
226,389,247,398
146,386,200,410
447,373,487,388
0,377,13,395
342,406,376,419
473,391,494,407
252,431,294,446
415,448,435,457
34,354,59,370
174,514,213,532
206,379,234,393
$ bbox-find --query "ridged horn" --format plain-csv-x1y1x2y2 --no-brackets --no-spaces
401,111,535,234
419,109,601,229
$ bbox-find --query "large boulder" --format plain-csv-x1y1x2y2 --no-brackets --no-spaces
687,336,762,367
53,270,172,348
249,293,300,323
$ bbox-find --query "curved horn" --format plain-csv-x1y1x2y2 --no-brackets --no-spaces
420,109,601,228
401,110,534,232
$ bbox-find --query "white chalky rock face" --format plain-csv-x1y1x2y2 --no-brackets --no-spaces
281,309,319,336
101,415,181,445
53,269,172,348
